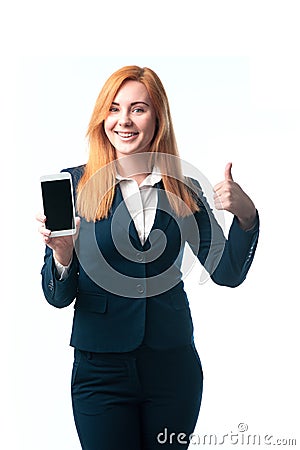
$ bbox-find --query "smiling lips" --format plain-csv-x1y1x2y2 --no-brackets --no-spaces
115,131,139,139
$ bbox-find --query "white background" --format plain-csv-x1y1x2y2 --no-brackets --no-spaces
1,1,299,448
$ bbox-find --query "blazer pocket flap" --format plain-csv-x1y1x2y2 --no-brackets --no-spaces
75,292,108,314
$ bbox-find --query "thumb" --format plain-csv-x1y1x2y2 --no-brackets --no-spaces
225,162,233,181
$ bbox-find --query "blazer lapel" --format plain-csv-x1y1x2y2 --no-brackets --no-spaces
112,183,141,246
112,180,173,249
143,181,172,248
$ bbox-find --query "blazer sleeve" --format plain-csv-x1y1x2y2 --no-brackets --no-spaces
40,165,85,307
41,244,79,308
186,182,259,287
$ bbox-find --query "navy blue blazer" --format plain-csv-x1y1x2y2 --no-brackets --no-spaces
41,165,259,352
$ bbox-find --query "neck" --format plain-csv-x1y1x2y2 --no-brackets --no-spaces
115,153,153,180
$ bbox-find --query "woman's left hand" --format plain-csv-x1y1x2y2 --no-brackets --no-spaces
213,162,257,230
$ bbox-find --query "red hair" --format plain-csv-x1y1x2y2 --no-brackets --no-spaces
76,66,199,221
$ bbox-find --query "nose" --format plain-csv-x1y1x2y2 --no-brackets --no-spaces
118,110,132,127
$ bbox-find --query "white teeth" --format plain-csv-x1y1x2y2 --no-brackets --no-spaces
116,132,137,138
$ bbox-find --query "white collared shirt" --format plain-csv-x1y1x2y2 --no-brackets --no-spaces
116,168,162,245
54,167,162,278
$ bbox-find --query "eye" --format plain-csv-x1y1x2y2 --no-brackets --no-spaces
132,107,145,113
109,106,119,113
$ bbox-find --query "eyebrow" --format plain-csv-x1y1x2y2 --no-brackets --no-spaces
112,101,150,107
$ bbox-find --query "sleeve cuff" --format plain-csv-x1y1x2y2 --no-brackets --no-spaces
235,210,259,232
53,255,73,280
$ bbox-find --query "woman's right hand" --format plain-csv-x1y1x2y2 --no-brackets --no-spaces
36,213,81,266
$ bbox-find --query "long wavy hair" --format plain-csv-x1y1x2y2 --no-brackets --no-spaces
76,65,200,221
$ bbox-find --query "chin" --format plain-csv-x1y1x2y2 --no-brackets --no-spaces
116,147,147,157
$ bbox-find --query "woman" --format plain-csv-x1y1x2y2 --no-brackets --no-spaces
38,65,259,449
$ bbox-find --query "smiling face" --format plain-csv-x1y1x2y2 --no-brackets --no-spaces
104,80,157,159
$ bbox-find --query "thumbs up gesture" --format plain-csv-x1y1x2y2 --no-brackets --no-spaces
213,163,257,230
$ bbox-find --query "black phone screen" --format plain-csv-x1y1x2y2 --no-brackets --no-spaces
41,179,75,232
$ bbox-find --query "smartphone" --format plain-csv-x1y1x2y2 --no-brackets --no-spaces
40,172,76,237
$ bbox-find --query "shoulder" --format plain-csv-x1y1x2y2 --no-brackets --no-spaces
61,164,86,189
184,176,205,207
185,176,201,190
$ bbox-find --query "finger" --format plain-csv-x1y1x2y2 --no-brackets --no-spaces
213,181,224,192
43,235,52,244
214,180,233,193
213,190,223,207
213,191,221,201
38,223,51,236
36,212,46,223
225,162,233,181
214,198,224,210
73,217,81,240
75,216,81,229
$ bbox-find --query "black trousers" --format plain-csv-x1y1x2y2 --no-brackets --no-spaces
71,343,203,450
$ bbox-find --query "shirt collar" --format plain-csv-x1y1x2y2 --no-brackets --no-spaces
116,165,162,187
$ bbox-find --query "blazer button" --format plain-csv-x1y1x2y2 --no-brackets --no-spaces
136,252,144,262
136,284,145,294
48,279,54,291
